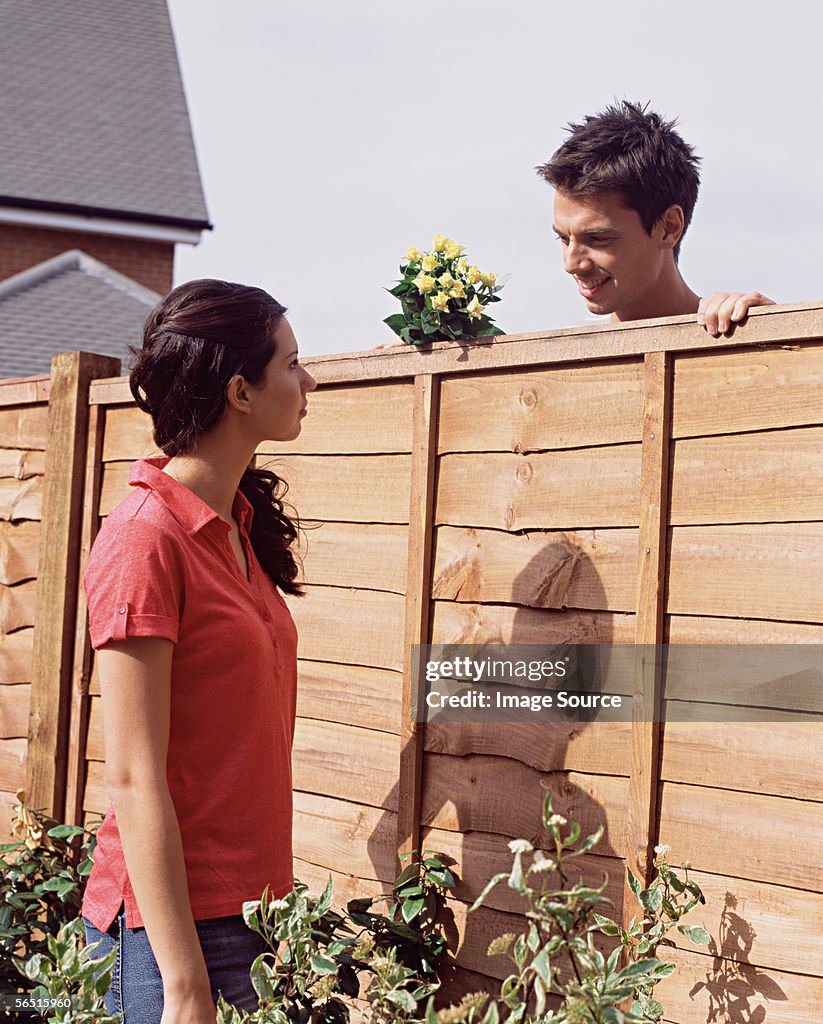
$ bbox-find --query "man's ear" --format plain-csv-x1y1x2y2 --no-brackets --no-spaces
225,373,253,415
657,204,685,251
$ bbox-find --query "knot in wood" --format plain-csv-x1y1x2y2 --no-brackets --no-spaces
504,506,516,530
515,461,533,483
519,387,538,409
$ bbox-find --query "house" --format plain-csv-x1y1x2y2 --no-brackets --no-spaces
0,0,211,378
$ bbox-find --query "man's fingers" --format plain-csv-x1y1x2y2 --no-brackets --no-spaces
731,291,776,321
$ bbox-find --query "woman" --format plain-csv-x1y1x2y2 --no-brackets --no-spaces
82,279,316,1022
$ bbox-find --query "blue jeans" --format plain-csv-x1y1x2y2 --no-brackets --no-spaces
83,908,265,1022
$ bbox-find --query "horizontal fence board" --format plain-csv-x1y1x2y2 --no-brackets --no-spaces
673,343,823,439
424,719,631,777
100,405,156,462
448,900,529,981
259,455,411,525
659,782,823,892
0,682,30,738
436,966,502,1010
293,857,393,909
286,587,405,671
0,787,17,840
0,476,41,521
421,752,627,857
0,405,49,449
0,378,50,407
670,427,823,525
666,615,823,643
293,718,400,811
437,361,643,453
296,660,401,734
292,790,397,884
436,447,641,531
667,523,823,622
87,696,103,760
299,521,407,593
661,711,822,801
0,580,37,632
82,759,108,814
431,600,637,645
0,627,33,682
0,448,45,479
0,737,26,790
672,869,823,977
264,383,413,454
0,521,39,584
422,825,623,918
432,525,637,611
658,945,821,1024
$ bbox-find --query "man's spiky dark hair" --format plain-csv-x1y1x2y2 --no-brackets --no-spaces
537,100,701,259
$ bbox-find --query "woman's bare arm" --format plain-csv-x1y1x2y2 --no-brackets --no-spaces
96,636,215,1019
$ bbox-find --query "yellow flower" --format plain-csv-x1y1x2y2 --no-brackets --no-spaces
433,233,448,252
466,265,481,285
456,257,469,275
438,272,455,290
467,297,485,320
431,291,450,312
404,246,422,263
414,273,436,294
421,253,438,272
481,271,497,287
449,282,466,300
445,240,465,260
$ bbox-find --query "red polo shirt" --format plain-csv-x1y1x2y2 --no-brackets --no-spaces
82,456,297,931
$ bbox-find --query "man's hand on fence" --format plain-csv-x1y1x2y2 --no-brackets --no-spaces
697,291,775,337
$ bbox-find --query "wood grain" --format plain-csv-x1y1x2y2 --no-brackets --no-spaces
670,427,823,525
431,600,636,646
437,361,643,453
432,525,638,611
0,627,33,683
296,660,401,734
667,523,823,622
421,752,627,857
285,586,405,670
293,718,400,810
658,782,823,891
436,447,641,531
0,404,49,448
0,580,37,631
672,343,823,439
0,521,39,585
298,521,408,593
0,476,42,521
0,682,30,737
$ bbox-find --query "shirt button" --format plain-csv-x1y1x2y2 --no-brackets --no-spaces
118,606,126,614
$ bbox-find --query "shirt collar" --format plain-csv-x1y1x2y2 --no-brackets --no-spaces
129,456,255,536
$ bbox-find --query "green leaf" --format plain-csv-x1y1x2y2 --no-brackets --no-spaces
421,308,441,335
641,886,663,912
47,824,85,840
383,313,407,337
626,869,642,901
531,946,550,985
683,924,711,945
426,867,456,889
386,990,417,1013
401,896,425,923
394,863,420,888
309,953,337,976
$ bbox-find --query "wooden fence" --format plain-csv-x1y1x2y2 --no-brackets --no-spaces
2,303,822,1022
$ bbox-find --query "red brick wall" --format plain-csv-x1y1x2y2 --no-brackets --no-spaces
0,223,174,294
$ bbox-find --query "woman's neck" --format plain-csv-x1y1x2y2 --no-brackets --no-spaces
161,434,256,523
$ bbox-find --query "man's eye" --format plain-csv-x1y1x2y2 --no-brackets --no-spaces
554,234,569,245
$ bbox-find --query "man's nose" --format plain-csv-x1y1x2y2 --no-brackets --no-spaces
564,239,592,275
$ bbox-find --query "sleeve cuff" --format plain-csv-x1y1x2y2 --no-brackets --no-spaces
89,601,179,649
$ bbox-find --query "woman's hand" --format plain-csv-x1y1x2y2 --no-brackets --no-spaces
160,984,217,1024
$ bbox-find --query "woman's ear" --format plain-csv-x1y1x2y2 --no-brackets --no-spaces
225,373,253,414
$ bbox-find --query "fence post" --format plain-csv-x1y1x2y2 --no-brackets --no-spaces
396,374,440,861
26,351,120,818
623,350,673,919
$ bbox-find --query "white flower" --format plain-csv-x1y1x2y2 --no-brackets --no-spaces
547,814,567,828
529,857,557,874
654,844,671,856
508,838,533,854
268,898,289,910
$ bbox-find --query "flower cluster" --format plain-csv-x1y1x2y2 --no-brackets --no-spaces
384,234,507,345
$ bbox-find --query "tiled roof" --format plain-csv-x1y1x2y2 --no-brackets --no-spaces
0,250,159,379
0,0,210,228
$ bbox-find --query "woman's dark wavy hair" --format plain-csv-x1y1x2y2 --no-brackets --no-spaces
537,100,701,260
129,278,303,595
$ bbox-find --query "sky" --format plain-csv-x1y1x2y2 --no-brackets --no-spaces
167,0,823,357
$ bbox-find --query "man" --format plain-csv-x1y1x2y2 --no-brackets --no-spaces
537,101,773,336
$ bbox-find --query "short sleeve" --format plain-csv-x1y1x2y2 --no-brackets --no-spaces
84,518,184,649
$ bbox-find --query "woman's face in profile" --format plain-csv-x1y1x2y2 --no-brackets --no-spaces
248,318,317,442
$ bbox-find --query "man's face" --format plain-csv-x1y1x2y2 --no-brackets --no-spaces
552,189,669,321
